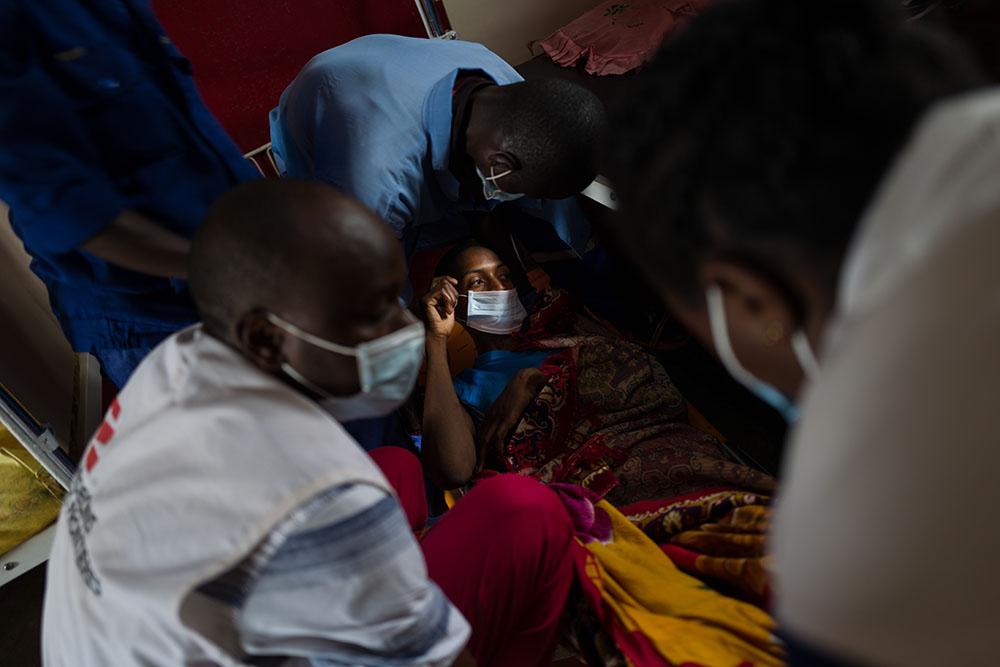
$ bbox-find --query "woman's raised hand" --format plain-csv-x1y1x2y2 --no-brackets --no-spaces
422,276,460,341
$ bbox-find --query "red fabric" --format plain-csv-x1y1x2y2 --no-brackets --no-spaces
369,446,429,531
617,486,736,517
422,475,576,667
151,1,427,152
498,290,775,507
659,543,699,572
408,244,455,302
371,449,576,667
621,489,773,608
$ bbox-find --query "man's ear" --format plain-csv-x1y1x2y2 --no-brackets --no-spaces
700,258,798,348
488,150,520,174
235,309,285,373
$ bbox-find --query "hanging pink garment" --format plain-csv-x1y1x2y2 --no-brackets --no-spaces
538,0,712,76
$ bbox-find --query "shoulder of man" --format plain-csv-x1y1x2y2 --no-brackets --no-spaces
774,209,1000,666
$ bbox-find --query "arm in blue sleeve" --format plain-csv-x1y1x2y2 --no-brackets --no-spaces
0,4,124,254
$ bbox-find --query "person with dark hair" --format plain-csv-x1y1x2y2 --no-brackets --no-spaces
0,0,259,388
43,179,579,667
270,34,607,260
609,0,998,664
419,240,773,507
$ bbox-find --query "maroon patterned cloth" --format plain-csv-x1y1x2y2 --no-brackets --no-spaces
498,290,775,506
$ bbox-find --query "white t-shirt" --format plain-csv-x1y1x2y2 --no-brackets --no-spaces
773,90,1000,665
43,326,468,666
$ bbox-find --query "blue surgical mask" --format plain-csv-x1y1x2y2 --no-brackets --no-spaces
267,311,425,422
478,164,524,203
705,285,819,423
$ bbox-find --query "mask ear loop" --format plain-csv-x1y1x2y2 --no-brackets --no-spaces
706,285,759,387
266,313,358,357
267,312,367,392
706,285,802,422
280,362,336,400
708,285,821,384
488,165,513,182
791,330,821,381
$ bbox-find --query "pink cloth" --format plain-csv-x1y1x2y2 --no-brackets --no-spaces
371,448,575,667
539,0,712,76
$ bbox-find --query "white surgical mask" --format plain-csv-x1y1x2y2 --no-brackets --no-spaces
705,285,820,423
478,164,524,203
458,289,528,335
267,312,425,422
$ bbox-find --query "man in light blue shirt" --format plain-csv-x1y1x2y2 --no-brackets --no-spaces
270,34,607,259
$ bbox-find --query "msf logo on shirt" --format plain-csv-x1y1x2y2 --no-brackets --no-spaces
67,398,123,595
84,398,121,472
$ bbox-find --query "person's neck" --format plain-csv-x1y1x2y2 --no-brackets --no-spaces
450,85,492,195
469,328,517,354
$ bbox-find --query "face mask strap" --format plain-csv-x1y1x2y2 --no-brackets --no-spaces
269,312,366,392
705,285,759,388
359,318,424,357
706,285,803,421
707,285,821,382
267,313,358,357
791,330,821,381
280,362,334,400
488,164,513,183
360,312,421,348
353,316,425,393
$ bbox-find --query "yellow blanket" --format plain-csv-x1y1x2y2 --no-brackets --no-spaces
562,487,784,666
0,427,64,556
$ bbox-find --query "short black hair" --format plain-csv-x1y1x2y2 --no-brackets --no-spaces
433,238,488,280
189,181,295,338
609,0,984,301
189,179,388,340
496,79,607,197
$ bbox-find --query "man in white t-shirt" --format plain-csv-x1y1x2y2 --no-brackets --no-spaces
609,0,999,665
42,180,576,666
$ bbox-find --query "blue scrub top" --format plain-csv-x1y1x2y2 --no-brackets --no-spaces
0,0,259,353
270,34,592,259
452,349,556,421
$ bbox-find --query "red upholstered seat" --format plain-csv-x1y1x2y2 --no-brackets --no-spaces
151,0,429,152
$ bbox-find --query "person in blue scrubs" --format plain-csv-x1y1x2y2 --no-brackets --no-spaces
0,0,259,387
270,34,608,261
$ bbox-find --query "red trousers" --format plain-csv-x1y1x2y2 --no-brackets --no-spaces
369,447,575,667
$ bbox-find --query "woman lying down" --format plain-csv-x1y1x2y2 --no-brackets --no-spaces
419,239,775,506
419,241,781,608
